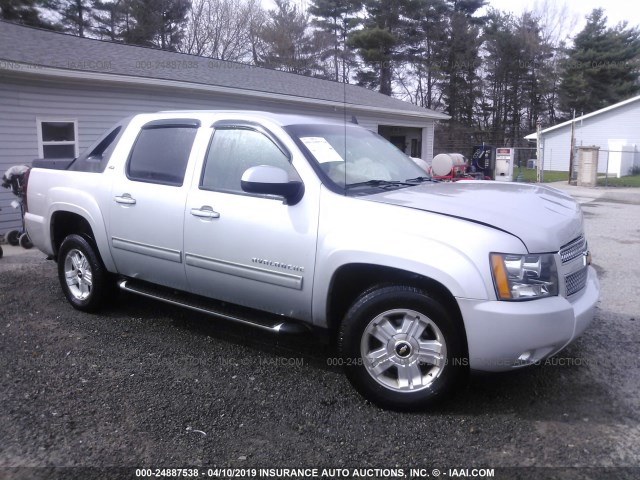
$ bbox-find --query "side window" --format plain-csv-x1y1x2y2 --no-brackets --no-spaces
201,128,298,194
127,126,197,186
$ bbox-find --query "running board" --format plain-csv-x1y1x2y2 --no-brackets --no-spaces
118,279,310,334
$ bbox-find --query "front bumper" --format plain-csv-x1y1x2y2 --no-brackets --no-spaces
457,266,599,372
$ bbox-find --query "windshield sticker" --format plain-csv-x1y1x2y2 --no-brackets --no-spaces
300,137,345,163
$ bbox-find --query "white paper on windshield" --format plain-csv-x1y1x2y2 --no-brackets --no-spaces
300,137,345,163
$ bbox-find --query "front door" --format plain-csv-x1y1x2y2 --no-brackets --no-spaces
183,124,318,320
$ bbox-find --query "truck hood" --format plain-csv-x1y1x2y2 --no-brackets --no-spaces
366,181,583,252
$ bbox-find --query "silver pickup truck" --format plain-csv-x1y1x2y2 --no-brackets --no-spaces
24,111,599,410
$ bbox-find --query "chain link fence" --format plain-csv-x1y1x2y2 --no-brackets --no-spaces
432,143,639,185
570,147,640,186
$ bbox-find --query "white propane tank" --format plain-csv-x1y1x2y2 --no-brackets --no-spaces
432,153,466,176
410,156,430,173
449,153,466,168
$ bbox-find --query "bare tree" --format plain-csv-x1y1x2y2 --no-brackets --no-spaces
179,0,264,61
529,0,579,124
530,0,578,47
256,0,328,77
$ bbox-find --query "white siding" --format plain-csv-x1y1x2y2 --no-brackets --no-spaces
540,100,640,173
421,121,435,162
540,129,572,172
0,75,435,233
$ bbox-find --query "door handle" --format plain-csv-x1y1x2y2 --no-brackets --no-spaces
190,206,220,219
114,193,136,205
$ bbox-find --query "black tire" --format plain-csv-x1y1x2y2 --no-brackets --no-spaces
6,229,20,246
19,233,33,249
339,285,467,410
0,245,3,259
57,234,116,312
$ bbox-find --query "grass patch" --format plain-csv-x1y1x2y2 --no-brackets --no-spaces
478,168,639,186
517,168,569,183
597,174,640,187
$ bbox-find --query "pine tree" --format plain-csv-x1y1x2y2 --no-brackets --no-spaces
0,0,54,27
258,0,325,76
478,11,553,147
349,0,416,95
124,0,190,50
307,0,363,82
440,0,483,124
54,0,93,36
434,0,484,150
559,9,640,117
91,0,130,41
397,0,449,109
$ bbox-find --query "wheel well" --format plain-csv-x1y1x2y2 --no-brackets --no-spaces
326,264,468,355
51,211,95,259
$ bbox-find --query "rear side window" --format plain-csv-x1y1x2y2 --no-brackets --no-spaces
127,125,198,186
201,128,297,194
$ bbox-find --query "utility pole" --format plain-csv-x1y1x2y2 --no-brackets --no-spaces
567,110,576,183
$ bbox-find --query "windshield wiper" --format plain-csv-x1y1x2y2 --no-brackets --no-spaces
405,176,433,183
345,179,415,190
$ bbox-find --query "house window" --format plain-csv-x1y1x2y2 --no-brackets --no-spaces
411,138,421,158
37,119,79,159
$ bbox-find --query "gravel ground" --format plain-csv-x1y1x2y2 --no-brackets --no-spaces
0,198,639,480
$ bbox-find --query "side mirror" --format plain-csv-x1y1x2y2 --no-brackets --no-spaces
241,165,304,205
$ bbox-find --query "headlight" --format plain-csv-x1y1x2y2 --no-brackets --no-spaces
490,253,558,300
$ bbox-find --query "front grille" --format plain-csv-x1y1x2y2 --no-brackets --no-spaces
565,267,588,296
559,236,587,264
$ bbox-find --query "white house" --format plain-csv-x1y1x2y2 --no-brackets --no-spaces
524,95,640,176
0,21,448,233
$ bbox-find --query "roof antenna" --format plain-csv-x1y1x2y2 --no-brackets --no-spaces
351,115,358,125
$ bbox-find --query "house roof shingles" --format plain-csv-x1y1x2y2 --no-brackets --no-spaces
0,21,449,120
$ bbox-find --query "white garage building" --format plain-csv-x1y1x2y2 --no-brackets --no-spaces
524,95,640,176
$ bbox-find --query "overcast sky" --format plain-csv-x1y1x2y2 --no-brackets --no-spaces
269,1,638,32
482,0,637,34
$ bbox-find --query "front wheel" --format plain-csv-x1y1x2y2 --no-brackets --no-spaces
57,234,116,312
339,285,467,410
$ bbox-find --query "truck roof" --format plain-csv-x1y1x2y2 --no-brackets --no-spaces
154,110,354,127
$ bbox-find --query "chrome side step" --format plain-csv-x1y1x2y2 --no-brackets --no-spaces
118,279,310,334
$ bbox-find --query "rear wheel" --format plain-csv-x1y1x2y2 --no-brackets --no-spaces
0,245,3,258
339,285,467,410
57,234,116,312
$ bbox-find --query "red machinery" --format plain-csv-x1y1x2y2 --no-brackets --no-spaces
430,153,488,181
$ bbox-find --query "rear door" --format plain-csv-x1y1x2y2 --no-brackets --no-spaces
109,119,201,291
183,121,319,320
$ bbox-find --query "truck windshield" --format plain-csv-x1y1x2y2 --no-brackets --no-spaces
285,124,429,192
